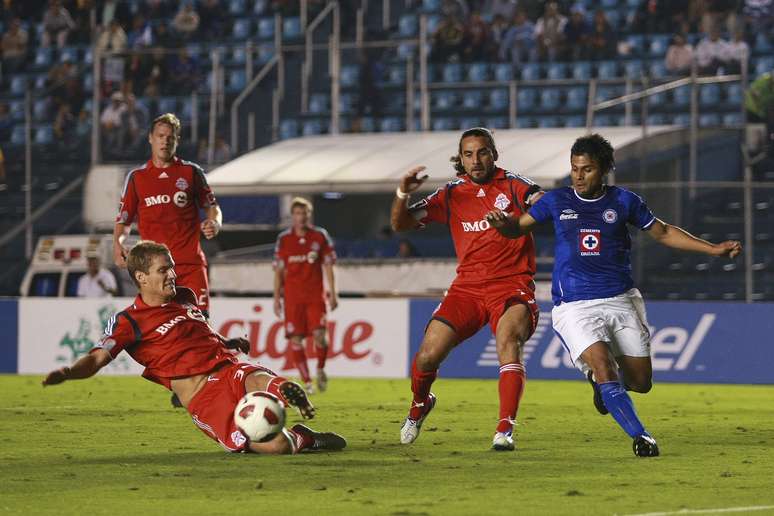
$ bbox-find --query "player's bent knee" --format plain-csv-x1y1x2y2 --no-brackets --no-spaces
628,379,652,393
245,372,273,393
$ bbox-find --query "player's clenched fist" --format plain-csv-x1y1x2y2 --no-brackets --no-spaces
485,210,509,228
712,240,742,259
113,243,128,268
200,219,221,239
399,166,429,196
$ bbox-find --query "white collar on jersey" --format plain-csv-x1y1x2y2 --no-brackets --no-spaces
573,186,608,203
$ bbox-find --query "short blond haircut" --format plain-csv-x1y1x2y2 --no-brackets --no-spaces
149,113,181,137
126,240,171,287
290,196,313,213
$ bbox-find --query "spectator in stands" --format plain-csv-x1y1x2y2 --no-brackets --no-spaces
127,14,153,48
489,14,510,50
213,136,232,162
41,0,76,49
70,0,95,44
172,2,200,40
745,71,774,155
153,20,179,48
397,238,419,258
632,0,677,34
701,0,739,34
1,18,28,74
695,29,729,75
98,0,132,31
121,93,149,151
723,30,749,74
141,0,172,21
563,6,590,61
665,34,695,75
144,48,170,97
534,1,567,62
53,103,75,142
0,103,12,142
483,0,518,21
355,49,383,118
77,255,118,298
587,10,617,61
499,9,536,67
97,19,128,53
430,15,465,63
75,105,91,138
743,0,774,35
100,91,126,149
463,12,492,62
441,0,469,20
170,48,200,93
198,0,225,40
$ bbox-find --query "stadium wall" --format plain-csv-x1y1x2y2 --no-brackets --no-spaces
2,298,772,384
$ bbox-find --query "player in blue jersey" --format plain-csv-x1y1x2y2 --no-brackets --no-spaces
485,133,741,457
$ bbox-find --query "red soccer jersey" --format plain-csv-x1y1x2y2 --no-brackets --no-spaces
92,288,236,389
273,225,336,304
409,167,541,282
116,157,217,266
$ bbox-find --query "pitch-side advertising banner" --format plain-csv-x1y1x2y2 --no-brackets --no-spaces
18,298,409,378
409,300,774,384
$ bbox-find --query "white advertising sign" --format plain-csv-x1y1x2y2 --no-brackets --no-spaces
18,298,409,378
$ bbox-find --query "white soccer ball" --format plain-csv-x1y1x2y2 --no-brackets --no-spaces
233,391,286,443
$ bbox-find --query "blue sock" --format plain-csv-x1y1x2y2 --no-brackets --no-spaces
598,381,646,438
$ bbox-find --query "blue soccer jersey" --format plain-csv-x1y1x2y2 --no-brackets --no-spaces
528,186,656,305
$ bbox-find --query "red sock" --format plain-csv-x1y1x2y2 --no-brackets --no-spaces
290,344,311,383
265,376,289,404
316,345,328,370
287,428,313,453
497,362,526,434
409,356,437,420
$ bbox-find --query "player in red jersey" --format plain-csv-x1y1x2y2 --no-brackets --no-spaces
391,127,543,451
273,197,338,394
43,241,346,454
112,113,222,317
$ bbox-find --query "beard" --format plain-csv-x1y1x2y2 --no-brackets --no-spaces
468,167,494,184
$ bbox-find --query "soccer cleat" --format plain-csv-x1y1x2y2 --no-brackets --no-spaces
279,380,316,419
587,371,609,415
632,434,660,457
291,424,347,451
170,393,184,408
316,369,328,393
492,431,515,451
400,393,437,444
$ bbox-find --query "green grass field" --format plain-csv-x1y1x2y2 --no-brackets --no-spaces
1,376,773,516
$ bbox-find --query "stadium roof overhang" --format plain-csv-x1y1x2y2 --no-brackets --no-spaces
207,127,677,195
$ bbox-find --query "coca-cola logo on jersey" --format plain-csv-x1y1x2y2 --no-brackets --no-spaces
217,305,373,370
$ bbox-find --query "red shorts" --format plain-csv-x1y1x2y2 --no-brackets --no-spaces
284,299,326,338
175,263,210,313
186,362,276,453
432,276,539,342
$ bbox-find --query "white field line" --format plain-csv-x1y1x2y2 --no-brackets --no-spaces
622,505,774,516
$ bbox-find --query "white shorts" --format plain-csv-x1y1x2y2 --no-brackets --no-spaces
551,288,651,374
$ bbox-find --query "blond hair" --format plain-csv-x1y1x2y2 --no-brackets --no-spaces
290,196,313,213
149,113,181,137
126,240,171,287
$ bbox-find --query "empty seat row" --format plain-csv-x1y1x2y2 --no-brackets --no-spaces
231,17,301,41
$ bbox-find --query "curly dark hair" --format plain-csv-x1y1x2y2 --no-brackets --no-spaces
570,133,615,174
450,127,499,176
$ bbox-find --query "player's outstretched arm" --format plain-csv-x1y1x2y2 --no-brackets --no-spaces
42,348,112,386
112,222,131,268
391,166,429,232
486,211,538,239
200,205,223,240
272,266,284,318
646,218,742,258
323,263,338,311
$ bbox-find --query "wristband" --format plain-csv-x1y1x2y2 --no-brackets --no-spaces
396,187,409,200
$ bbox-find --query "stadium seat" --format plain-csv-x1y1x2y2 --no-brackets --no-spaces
340,93,355,114
309,93,328,114
83,47,93,65
386,64,406,86
754,57,774,77
594,114,617,126
537,116,560,128
516,117,536,128
398,14,418,37
396,43,416,60
32,99,49,121
698,113,720,127
595,85,622,102
9,100,24,121
434,91,457,110
460,117,481,129
546,62,567,80
467,63,489,82
648,34,670,57
426,14,442,34
157,97,178,114
59,46,79,63
565,115,585,127
180,98,196,120
442,63,462,83
432,118,456,131
462,90,484,110
489,89,509,110
380,117,403,132
600,0,618,9
520,63,541,80
625,35,645,56
517,88,537,112
358,116,376,132
493,63,513,81
605,10,620,29
229,0,246,15
232,19,251,40
725,83,742,104
596,61,619,79
228,70,246,92
83,72,94,91
671,113,691,126
256,44,274,65
754,33,772,54
34,125,54,145
33,48,52,70
340,65,359,88
672,86,690,106
230,46,246,64
649,61,667,78
623,60,644,77
421,0,442,12
279,119,298,139
565,87,588,110
647,90,667,107
571,61,592,80
10,125,26,145
539,89,561,110
257,17,275,40
302,119,324,136
10,76,27,96
283,17,302,40
699,84,720,106
254,0,269,15
485,116,508,129
722,112,743,126
34,74,47,90
647,113,667,125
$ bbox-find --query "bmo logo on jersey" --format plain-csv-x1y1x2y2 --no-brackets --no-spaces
461,218,492,232
143,192,189,208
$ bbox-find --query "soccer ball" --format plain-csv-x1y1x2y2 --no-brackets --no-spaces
233,391,286,443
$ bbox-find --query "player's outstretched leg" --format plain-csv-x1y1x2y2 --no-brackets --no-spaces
586,371,609,415
492,362,526,451
290,424,347,451
400,392,436,445
289,340,314,394
598,381,659,457
264,376,316,419
313,329,329,392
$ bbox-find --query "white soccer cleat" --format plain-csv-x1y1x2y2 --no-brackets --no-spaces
399,393,437,445
316,369,328,393
492,431,515,451
304,381,315,395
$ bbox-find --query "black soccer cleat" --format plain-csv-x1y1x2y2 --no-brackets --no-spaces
170,393,184,408
632,434,660,457
292,424,347,451
279,380,316,419
587,371,609,415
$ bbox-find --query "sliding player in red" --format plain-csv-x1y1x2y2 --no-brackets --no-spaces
391,127,542,451
44,241,346,454
273,197,338,394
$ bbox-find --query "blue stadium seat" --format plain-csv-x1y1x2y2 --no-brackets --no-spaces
256,44,274,65
489,89,509,110
722,113,743,126
33,48,52,69
421,0,442,12
699,113,720,127
546,62,567,80
646,114,667,125
283,17,301,40
358,117,376,132
157,97,178,113
10,125,26,145
229,0,246,15
467,63,489,82
386,64,406,86
648,90,667,107
309,93,328,114
754,33,772,53
572,61,592,80
302,119,324,136
9,100,24,121
83,72,93,91
595,85,622,102
230,46,246,64
10,76,27,96
462,90,483,110
594,114,618,126
485,116,508,129
434,91,457,110
625,0,639,6
671,113,691,126
380,117,403,132
228,70,246,92
625,35,645,56
623,60,644,77
442,63,462,82
180,98,195,119
33,99,49,121
494,63,513,81
537,116,560,128
649,61,667,78
279,119,298,139
254,0,269,15
699,84,720,106
564,115,585,127
340,93,355,114
517,88,537,112
672,86,690,106
432,118,455,131
516,117,535,128
725,83,742,104
257,17,275,39
600,0,618,9
520,63,541,80
83,47,93,64
596,61,619,79
396,43,416,60
754,57,774,77
565,87,588,110
605,10,620,29
59,46,79,63
426,14,442,34
34,125,54,144
398,14,418,37
648,34,670,57
539,89,561,110
232,19,251,40
340,65,359,87
34,74,47,90
460,117,481,129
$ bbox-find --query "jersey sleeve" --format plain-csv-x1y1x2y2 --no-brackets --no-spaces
626,191,656,230
407,187,448,226
510,174,542,207
192,164,218,208
318,228,337,265
92,311,139,360
272,234,287,270
527,192,554,224
116,170,139,224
